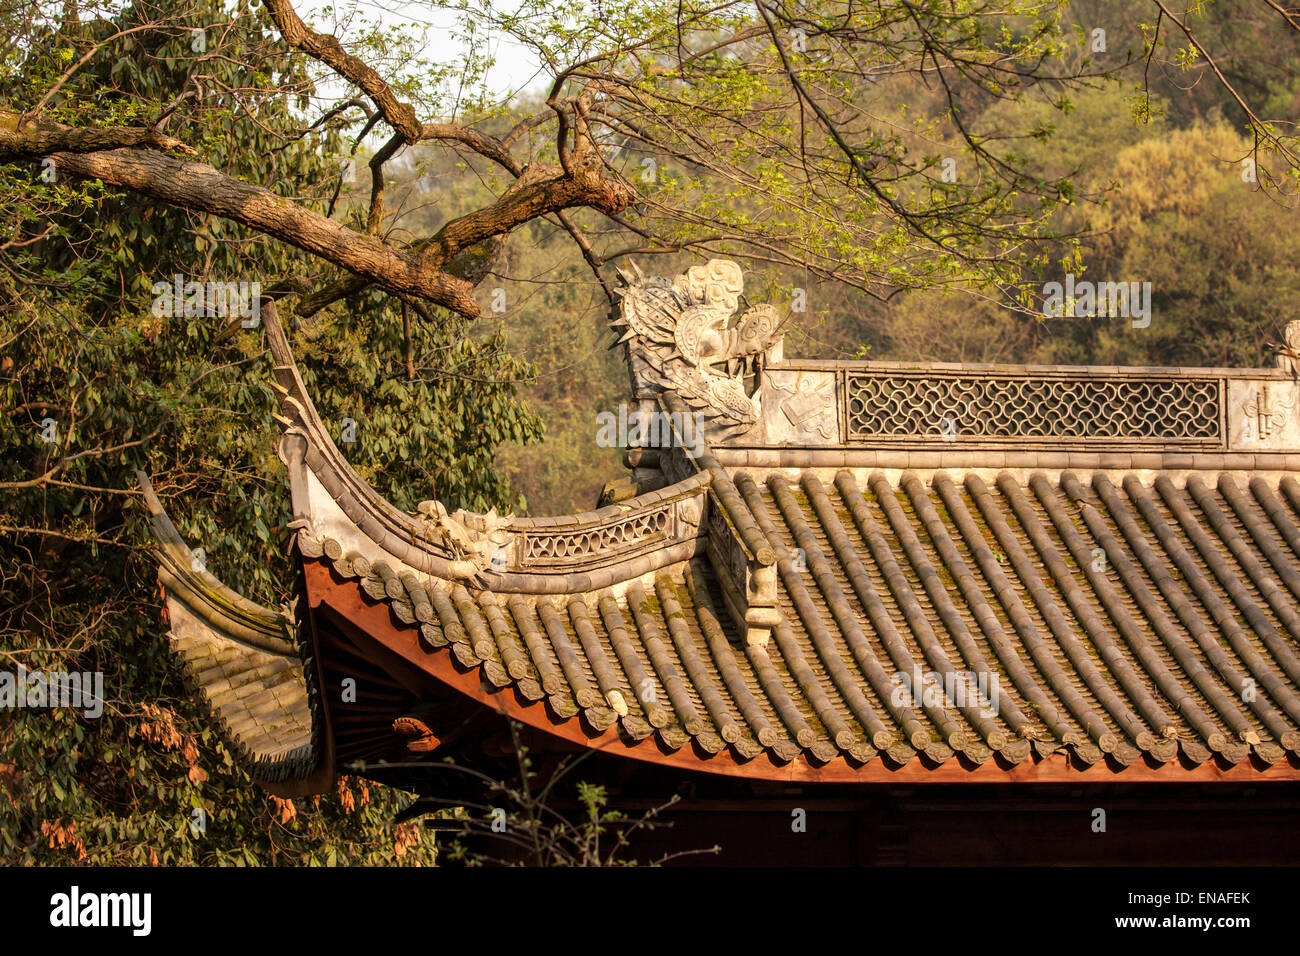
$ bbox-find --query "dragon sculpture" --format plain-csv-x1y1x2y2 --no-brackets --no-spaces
611,259,786,437
415,499,514,578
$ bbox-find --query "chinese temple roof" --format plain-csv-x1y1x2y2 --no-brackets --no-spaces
144,262,1300,793
139,474,323,786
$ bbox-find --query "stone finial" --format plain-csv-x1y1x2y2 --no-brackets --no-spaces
611,260,786,435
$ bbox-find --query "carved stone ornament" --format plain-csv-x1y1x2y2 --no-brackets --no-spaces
612,259,785,436
1226,376,1300,451
1275,318,1300,380
1245,385,1293,441
769,371,838,443
416,500,514,575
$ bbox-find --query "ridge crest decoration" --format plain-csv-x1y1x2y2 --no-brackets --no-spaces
612,259,785,438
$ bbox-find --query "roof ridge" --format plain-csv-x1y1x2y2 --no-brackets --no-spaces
263,303,712,588
136,469,295,656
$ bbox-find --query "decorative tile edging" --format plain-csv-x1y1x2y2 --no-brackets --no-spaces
703,488,779,647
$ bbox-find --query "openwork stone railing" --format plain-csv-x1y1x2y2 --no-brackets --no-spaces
744,361,1300,455
515,499,679,568
845,369,1224,446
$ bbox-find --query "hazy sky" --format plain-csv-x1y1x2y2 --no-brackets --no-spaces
298,0,549,98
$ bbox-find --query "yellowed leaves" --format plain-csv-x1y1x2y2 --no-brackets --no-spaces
40,818,86,861
138,703,207,785
137,702,183,750
336,775,369,814
269,795,297,826
393,822,421,859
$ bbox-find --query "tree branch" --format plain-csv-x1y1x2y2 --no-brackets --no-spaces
422,155,635,266
0,112,194,160
262,0,423,142
52,146,481,315
420,123,522,176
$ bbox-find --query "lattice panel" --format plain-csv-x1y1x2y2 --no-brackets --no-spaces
845,372,1224,445
520,504,674,566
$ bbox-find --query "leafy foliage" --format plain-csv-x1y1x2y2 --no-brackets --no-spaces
0,0,541,865
2,0,1299,868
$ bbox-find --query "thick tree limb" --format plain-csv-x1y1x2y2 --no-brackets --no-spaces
421,154,635,266
299,154,634,313
295,236,506,316
0,113,194,159
52,146,482,315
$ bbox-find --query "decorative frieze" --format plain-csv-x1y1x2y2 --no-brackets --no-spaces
1228,378,1300,450
759,369,840,445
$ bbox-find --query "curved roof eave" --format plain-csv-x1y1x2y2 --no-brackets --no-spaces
261,301,713,593
137,470,331,794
